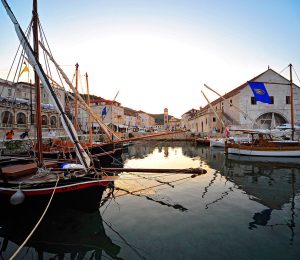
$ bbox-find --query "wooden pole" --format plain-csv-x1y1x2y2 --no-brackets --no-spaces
204,83,258,128
74,63,79,131
102,130,188,145
102,167,207,174
85,73,93,146
50,167,207,174
32,0,43,167
201,90,225,129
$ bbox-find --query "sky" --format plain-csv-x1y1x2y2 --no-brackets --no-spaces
1,0,300,118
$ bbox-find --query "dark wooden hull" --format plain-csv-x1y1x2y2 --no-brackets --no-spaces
0,157,118,208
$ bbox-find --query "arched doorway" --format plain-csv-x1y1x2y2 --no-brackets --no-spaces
42,115,48,128
255,112,287,129
16,112,27,127
1,111,13,127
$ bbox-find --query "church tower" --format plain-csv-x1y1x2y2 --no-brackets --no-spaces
164,108,168,129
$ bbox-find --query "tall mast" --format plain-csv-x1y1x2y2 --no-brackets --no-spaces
201,90,225,130
289,63,295,140
74,63,79,131
85,73,93,146
33,0,43,166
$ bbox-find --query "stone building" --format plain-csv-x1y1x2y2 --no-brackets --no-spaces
124,107,138,132
78,98,125,132
0,79,64,138
181,109,199,130
137,110,156,131
168,116,181,130
187,67,300,135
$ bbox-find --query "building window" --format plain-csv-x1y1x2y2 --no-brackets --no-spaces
286,96,291,104
42,115,48,127
50,116,57,128
213,117,216,122
251,97,256,105
8,89,12,96
230,99,233,106
205,118,207,125
270,96,274,104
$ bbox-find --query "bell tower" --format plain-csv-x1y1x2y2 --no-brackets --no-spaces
164,108,168,129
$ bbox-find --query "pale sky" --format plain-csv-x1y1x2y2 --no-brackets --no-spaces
1,0,300,118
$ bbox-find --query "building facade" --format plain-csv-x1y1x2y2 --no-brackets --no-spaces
0,79,64,137
186,67,300,135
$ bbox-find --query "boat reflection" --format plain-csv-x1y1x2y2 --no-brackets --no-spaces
224,152,299,244
181,144,299,244
0,187,122,259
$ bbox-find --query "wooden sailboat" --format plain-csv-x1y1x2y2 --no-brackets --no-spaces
224,64,300,157
0,0,117,204
35,63,123,166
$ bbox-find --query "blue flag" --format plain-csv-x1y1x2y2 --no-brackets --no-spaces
248,82,271,104
101,106,107,115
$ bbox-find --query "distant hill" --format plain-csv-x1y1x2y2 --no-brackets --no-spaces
150,114,173,124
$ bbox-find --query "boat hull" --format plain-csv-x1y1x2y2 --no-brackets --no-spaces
227,147,300,157
0,178,116,211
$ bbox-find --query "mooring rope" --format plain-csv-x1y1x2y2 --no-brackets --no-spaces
9,176,60,260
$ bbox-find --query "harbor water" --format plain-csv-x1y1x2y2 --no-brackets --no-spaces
0,141,300,259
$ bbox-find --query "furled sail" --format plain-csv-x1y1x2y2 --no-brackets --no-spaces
1,0,91,170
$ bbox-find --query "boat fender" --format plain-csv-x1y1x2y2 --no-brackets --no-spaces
61,163,85,170
10,189,25,205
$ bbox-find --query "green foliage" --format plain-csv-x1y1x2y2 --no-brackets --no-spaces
150,114,173,124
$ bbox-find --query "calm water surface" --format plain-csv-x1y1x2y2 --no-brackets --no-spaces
1,141,300,259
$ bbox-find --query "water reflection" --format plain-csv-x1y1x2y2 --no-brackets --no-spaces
208,147,299,245
1,142,299,259
123,142,299,247
0,188,122,259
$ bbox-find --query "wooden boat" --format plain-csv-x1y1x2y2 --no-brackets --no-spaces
0,0,118,204
225,131,300,157
210,136,251,148
226,153,300,166
38,139,122,166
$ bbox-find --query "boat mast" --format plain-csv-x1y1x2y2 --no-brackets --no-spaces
74,63,79,131
201,90,225,132
289,63,295,140
33,0,43,166
85,73,93,146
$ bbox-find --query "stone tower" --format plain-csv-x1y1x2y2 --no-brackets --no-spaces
164,108,168,129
